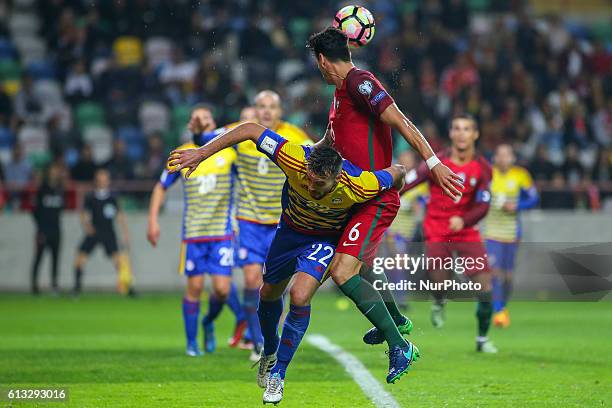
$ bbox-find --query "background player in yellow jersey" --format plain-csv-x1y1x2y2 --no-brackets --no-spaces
169,122,420,402
192,91,311,360
484,144,539,328
147,105,245,356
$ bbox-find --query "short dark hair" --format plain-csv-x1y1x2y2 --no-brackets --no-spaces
307,145,343,178
191,103,214,115
449,113,478,130
307,27,351,62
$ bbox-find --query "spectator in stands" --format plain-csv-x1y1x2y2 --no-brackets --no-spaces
105,139,134,180
540,171,575,209
3,144,32,189
13,74,44,125
143,133,165,180
562,144,585,186
159,48,197,105
64,59,93,104
592,99,612,148
529,145,558,182
71,144,97,182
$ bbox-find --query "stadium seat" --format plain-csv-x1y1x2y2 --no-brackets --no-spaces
116,126,145,149
162,129,180,148
138,101,170,135
467,0,490,11
83,125,113,164
113,36,144,67
13,36,46,65
26,61,56,80
75,102,106,129
13,0,36,7
0,38,17,60
172,104,191,129
33,79,63,106
289,18,311,48
144,37,173,69
277,59,304,84
8,13,41,38
0,59,21,81
17,125,48,157
0,127,14,149
2,79,21,97
126,139,145,161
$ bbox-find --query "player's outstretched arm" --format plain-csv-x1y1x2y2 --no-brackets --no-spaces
380,104,464,201
168,122,266,178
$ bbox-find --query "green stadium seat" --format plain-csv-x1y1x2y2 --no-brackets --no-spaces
162,128,180,148
75,102,106,129
0,59,21,81
467,0,490,11
289,18,311,48
591,19,612,42
172,104,191,128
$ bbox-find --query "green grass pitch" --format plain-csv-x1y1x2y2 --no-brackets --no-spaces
1,293,610,407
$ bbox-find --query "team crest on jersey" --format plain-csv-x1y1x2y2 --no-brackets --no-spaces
470,177,477,187
216,156,226,167
238,248,248,260
358,80,373,96
331,197,343,204
507,180,516,188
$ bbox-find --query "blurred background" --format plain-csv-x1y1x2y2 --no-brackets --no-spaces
0,0,610,292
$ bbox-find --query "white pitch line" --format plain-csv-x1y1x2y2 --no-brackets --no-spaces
307,334,401,408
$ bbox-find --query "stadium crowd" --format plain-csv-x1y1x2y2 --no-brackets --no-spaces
0,0,610,210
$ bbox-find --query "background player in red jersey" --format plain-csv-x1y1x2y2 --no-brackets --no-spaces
306,27,464,349
403,113,497,353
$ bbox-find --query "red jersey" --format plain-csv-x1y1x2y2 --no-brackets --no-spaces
403,150,492,240
329,67,394,171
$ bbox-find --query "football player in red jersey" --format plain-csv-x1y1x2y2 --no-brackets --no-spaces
306,27,463,369
403,113,497,353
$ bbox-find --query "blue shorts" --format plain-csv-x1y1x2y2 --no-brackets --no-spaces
179,240,234,276
486,240,519,271
236,220,278,267
264,223,339,284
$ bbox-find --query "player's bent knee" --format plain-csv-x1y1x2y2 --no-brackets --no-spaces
329,254,361,286
289,285,312,307
243,264,263,289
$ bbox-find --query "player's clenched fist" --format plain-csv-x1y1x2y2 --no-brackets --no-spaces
430,163,464,202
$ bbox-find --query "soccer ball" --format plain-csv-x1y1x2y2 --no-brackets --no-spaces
332,5,376,47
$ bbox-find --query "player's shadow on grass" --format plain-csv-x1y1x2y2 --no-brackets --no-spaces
0,347,339,384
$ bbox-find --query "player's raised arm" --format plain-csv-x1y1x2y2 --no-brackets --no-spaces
168,122,266,178
380,104,464,201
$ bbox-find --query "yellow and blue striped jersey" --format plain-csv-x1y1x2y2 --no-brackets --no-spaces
194,121,310,224
235,121,310,224
161,142,236,241
484,166,539,242
255,129,394,235
389,183,428,239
